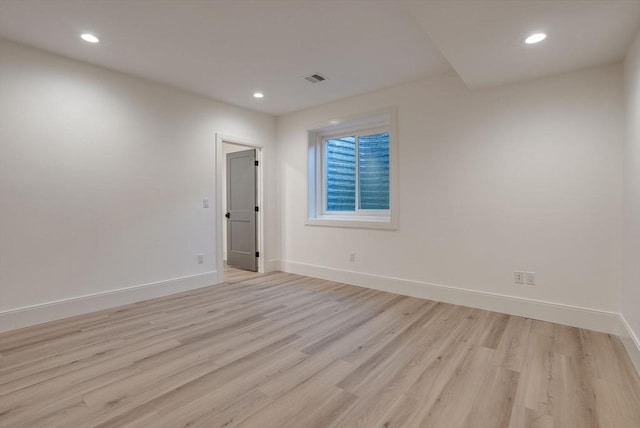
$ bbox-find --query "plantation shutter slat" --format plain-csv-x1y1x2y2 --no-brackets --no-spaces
325,132,389,212
325,137,356,211
358,132,389,210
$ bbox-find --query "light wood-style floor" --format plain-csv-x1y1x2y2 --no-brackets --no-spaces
1,267,639,428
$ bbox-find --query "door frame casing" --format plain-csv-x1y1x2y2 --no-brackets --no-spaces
215,134,264,283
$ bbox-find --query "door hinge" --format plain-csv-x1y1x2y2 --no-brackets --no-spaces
255,206,259,212
255,251,260,257
255,160,259,166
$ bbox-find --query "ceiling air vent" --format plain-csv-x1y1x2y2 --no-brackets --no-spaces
304,73,327,84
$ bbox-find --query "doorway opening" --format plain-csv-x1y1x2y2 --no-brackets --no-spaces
215,134,264,283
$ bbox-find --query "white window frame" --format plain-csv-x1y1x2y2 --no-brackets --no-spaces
306,107,398,230
320,126,389,217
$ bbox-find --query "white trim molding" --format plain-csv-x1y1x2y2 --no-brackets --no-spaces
619,315,640,376
265,259,282,273
279,260,622,335
0,271,218,333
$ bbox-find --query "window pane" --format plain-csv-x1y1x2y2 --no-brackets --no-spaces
325,136,356,211
358,132,389,210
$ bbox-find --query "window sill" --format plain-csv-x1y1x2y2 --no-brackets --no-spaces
305,216,396,230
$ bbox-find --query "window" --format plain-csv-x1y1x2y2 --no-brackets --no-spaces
324,132,389,212
307,108,397,229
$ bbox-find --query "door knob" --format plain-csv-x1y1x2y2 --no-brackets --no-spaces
225,213,230,218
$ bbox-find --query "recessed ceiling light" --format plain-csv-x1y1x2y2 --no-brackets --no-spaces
525,33,547,44
80,33,99,43
253,92,264,99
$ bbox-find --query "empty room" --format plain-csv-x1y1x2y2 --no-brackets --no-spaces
1,0,639,427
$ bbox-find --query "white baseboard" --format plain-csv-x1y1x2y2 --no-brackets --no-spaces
280,260,621,335
619,314,640,376
265,259,281,273
0,271,219,333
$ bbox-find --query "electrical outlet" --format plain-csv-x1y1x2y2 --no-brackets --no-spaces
514,271,524,284
349,252,355,262
197,254,204,264
202,198,209,208
526,272,536,285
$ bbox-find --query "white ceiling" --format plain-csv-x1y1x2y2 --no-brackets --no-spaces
0,0,638,115
405,0,640,89
0,0,451,115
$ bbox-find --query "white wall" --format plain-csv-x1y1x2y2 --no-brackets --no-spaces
0,36,632,345
622,30,640,370
277,64,625,331
0,40,276,330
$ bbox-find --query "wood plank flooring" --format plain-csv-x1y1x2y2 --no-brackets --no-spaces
1,267,639,427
